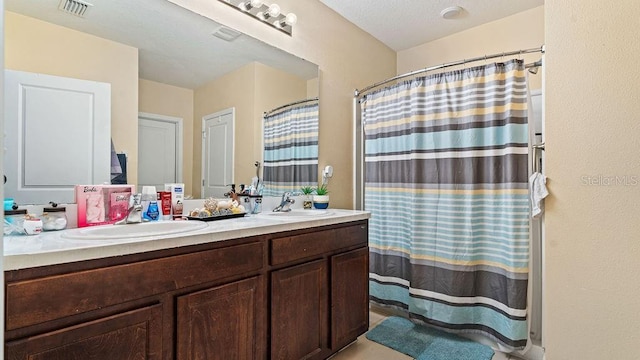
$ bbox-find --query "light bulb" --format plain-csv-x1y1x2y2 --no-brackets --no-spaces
276,12,297,28
242,0,262,10
264,3,280,18
284,12,297,26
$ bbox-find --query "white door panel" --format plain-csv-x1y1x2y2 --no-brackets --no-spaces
138,113,183,191
202,109,234,198
4,70,110,204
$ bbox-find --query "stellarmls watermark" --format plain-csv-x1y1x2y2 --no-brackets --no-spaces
581,175,638,186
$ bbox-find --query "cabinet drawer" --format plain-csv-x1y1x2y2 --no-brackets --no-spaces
6,241,263,331
270,223,367,266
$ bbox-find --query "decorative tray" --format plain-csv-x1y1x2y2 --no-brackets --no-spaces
186,213,247,221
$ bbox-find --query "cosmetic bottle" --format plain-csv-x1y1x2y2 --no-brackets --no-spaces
141,186,159,221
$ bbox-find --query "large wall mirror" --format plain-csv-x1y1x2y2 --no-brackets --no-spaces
4,0,319,204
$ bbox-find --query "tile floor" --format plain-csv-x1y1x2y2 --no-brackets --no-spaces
329,310,516,360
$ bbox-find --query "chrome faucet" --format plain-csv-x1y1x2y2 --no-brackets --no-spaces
273,192,295,212
115,193,144,224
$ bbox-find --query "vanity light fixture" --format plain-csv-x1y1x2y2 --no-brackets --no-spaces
218,0,297,36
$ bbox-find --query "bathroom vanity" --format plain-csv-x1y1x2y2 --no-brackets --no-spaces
3,210,369,360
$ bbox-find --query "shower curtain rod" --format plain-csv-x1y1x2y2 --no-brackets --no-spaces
355,45,545,97
264,97,319,117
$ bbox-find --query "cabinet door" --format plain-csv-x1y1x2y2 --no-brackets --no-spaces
331,247,369,351
271,260,328,360
176,276,264,360
6,304,162,360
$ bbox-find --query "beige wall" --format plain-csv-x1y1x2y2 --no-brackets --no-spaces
4,11,140,184
397,6,544,90
192,62,309,198
169,0,397,208
307,78,319,98
544,2,640,359
138,79,195,196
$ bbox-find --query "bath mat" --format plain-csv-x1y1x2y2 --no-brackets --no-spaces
365,316,495,360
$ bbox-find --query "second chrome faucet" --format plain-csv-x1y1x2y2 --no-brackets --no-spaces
273,192,295,212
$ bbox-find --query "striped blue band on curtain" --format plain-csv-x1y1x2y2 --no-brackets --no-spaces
263,102,318,196
364,60,530,350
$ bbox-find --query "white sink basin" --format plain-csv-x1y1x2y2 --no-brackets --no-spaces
61,221,209,240
261,209,334,219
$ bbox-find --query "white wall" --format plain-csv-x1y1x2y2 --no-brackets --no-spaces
545,1,640,359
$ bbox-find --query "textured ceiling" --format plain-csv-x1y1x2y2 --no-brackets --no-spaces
319,0,544,51
5,0,319,89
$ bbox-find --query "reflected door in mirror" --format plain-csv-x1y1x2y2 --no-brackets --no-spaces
202,108,234,198
138,113,183,191
4,70,111,205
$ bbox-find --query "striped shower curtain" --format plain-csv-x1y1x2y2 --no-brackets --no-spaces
364,60,530,350
263,102,319,196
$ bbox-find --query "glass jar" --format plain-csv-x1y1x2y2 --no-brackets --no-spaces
4,209,27,235
42,206,68,231
303,194,313,209
23,216,43,235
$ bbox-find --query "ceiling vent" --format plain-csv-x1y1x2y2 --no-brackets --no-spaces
212,26,242,42
58,0,93,18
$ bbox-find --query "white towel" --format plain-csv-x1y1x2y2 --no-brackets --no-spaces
529,172,549,218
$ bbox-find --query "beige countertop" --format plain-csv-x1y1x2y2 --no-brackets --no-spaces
4,209,370,271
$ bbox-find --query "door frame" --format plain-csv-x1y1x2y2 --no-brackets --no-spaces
201,108,235,197
138,112,184,185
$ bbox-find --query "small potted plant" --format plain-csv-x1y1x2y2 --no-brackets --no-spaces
300,186,314,209
313,184,330,209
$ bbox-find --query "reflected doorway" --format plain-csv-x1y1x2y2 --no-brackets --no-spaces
202,108,234,198
138,112,183,190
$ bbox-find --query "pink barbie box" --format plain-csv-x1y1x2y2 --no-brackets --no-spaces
75,185,136,227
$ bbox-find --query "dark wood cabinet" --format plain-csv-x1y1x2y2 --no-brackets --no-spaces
331,247,369,351
271,260,328,360
6,304,162,360
177,276,264,360
4,219,368,360
5,240,265,360
270,222,369,360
